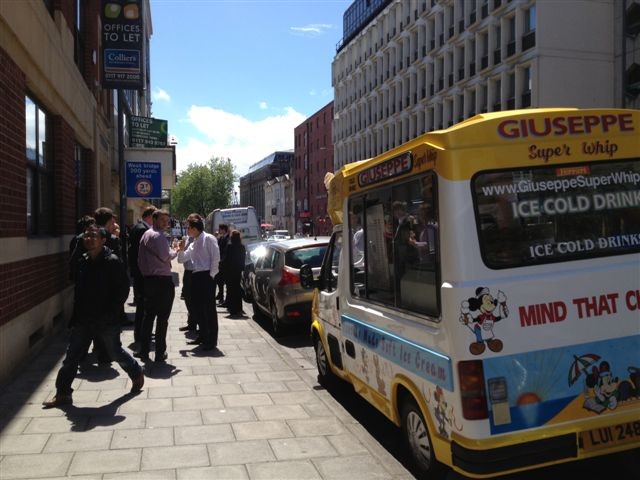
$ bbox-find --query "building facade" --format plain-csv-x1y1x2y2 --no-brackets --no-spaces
332,0,640,168
293,101,335,236
264,174,294,234
239,151,293,224
0,0,153,382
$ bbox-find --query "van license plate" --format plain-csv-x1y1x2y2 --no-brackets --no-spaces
580,421,640,452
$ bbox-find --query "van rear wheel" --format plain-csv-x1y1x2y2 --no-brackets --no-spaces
400,397,442,478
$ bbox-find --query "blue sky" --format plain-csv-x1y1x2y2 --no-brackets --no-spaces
149,0,350,176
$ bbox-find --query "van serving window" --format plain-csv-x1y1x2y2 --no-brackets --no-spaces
473,158,640,269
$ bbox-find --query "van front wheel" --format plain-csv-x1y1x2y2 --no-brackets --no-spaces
400,397,442,478
314,336,334,385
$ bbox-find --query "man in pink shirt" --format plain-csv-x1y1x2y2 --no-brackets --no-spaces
137,209,177,362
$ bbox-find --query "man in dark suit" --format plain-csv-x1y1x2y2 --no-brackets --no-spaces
128,206,157,344
215,223,230,305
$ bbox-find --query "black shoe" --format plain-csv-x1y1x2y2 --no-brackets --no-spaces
42,394,73,408
134,351,151,362
155,352,168,363
187,338,203,345
217,302,228,308
130,372,145,392
178,325,195,332
201,344,216,351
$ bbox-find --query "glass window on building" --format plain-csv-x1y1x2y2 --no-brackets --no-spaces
525,5,536,33
25,95,53,234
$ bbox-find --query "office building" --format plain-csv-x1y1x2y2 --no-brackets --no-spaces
332,0,640,168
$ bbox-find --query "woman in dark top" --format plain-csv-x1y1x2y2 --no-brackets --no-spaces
224,230,246,316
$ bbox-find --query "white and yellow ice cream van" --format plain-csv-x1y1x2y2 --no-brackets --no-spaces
299,108,640,478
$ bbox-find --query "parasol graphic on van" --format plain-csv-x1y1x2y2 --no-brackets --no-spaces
568,353,601,386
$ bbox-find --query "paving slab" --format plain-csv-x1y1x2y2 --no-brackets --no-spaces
0,452,73,479
0,433,50,455
247,459,322,480
111,427,174,449
141,444,210,470
68,448,141,475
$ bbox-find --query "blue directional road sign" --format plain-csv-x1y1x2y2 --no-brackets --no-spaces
126,161,161,198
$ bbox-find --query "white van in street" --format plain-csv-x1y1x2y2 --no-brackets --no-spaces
205,206,260,244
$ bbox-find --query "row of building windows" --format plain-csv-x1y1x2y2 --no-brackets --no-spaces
334,65,532,167
333,0,536,167
334,12,535,114
335,0,530,82
335,62,531,144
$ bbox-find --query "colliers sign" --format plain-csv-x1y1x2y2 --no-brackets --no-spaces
101,0,144,90
358,152,413,188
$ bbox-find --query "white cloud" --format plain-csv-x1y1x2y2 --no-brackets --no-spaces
259,101,268,110
290,23,333,36
152,87,171,102
308,89,317,96
175,106,306,177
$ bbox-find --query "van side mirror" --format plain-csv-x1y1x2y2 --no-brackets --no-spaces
299,264,317,289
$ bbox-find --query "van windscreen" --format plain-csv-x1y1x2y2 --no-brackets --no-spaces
473,158,640,269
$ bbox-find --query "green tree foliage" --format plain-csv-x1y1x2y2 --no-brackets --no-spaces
171,157,236,219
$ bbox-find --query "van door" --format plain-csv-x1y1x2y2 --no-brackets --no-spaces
316,230,342,329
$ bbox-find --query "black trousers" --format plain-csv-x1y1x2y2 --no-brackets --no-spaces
191,271,218,348
215,272,225,301
140,276,175,357
225,272,243,314
182,269,196,329
133,273,145,343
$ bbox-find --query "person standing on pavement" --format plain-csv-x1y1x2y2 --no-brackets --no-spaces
43,225,144,408
69,215,96,282
94,207,122,259
178,232,197,333
137,209,178,363
215,223,230,306
128,206,156,344
177,214,220,351
223,229,246,317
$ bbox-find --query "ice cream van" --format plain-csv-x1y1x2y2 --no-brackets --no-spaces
299,108,640,478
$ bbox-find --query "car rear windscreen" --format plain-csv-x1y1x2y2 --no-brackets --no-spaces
285,246,327,269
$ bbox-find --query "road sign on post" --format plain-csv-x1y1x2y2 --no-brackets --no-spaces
126,161,161,199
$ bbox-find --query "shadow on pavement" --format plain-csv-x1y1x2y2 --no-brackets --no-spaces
142,361,181,379
59,391,142,432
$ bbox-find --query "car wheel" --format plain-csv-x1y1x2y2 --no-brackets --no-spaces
314,335,335,386
251,299,264,320
400,397,442,478
241,285,251,303
270,300,284,337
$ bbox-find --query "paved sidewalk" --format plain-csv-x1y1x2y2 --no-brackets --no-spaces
0,260,414,480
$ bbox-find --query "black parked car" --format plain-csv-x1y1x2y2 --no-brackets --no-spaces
241,241,270,302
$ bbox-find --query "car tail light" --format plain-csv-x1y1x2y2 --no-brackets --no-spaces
278,267,300,287
286,310,301,317
458,360,488,419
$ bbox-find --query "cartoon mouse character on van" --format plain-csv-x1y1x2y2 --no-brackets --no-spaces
459,287,509,355
583,361,640,413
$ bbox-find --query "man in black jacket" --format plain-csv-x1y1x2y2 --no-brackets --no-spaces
216,224,230,305
43,225,144,408
128,206,157,343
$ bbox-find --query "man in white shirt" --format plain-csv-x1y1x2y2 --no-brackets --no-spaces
177,214,220,351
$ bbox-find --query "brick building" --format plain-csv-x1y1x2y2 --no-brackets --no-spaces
0,1,152,382
293,101,334,236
